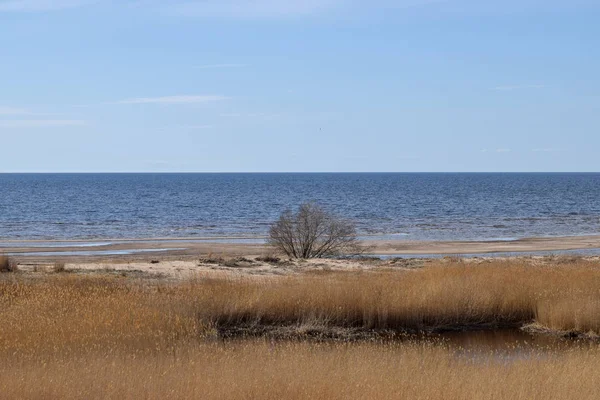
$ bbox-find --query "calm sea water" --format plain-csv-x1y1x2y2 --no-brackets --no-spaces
0,173,599,241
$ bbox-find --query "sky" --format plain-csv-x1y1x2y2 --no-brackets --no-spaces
0,0,599,172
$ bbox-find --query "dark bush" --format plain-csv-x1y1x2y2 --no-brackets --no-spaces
268,203,364,259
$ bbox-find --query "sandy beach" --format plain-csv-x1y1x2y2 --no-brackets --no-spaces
2,234,599,278
367,234,600,255
4,234,600,258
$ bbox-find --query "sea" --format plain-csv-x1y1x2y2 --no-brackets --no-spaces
0,173,599,241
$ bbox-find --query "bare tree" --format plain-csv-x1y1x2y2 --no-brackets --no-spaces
268,203,364,259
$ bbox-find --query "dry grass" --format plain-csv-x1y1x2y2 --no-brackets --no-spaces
3,259,600,344
2,259,600,398
255,255,282,264
192,259,600,335
53,261,66,273
3,340,600,400
0,275,205,357
199,265,534,334
0,255,18,273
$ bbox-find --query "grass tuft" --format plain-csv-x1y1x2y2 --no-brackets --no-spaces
2,259,600,398
53,262,66,273
0,255,18,273
255,255,281,264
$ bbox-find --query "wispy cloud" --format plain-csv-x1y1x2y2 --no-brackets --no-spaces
0,0,94,12
0,119,86,128
195,63,247,69
481,148,513,153
532,148,561,153
115,95,229,105
1,0,593,15
180,124,214,129
156,124,214,131
158,0,594,19
164,0,340,18
220,112,265,118
0,0,453,17
146,160,171,167
219,112,281,120
0,106,30,115
145,160,193,169
492,84,546,91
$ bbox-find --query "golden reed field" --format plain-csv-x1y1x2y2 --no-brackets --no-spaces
2,257,600,399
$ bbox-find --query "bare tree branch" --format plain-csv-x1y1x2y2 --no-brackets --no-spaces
268,203,365,259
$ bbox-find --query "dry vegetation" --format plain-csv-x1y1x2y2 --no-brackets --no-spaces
195,259,600,336
268,202,365,258
0,255,18,273
4,340,600,400
2,258,600,398
53,261,66,273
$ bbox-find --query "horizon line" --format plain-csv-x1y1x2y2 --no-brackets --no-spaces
1,171,599,174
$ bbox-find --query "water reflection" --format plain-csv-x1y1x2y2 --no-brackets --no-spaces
6,248,186,257
429,329,597,363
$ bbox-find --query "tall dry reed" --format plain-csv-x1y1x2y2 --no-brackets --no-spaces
2,259,600,398
2,340,600,399
0,255,17,273
2,259,600,353
187,260,600,334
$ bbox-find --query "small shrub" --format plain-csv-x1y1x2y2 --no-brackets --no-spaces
223,259,240,268
53,262,66,273
268,202,365,259
223,258,255,268
255,255,281,264
0,256,8,271
199,253,227,265
443,255,463,263
103,265,115,273
0,255,18,273
199,256,224,265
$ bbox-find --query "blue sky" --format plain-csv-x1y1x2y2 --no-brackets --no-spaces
1,0,599,172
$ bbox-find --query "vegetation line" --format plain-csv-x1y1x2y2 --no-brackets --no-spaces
3,258,600,398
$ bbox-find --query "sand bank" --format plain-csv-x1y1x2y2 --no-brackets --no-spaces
3,234,600,261
366,234,600,255
2,235,600,279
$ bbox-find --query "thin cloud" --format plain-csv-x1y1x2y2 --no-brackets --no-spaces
160,0,594,19
1,0,594,15
0,106,29,115
492,84,546,91
147,160,171,167
0,106,58,117
195,64,247,69
220,112,260,117
397,155,420,160
156,125,214,131
496,148,512,153
219,112,281,121
115,95,229,105
180,124,214,129
145,160,193,168
0,119,86,128
0,0,451,17
532,148,560,153
164,0,340,18
0,0,94,12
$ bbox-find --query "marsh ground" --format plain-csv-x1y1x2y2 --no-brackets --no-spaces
2,256,600,399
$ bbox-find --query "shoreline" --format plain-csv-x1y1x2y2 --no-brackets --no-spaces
367,234,600,255
2,234,600,260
